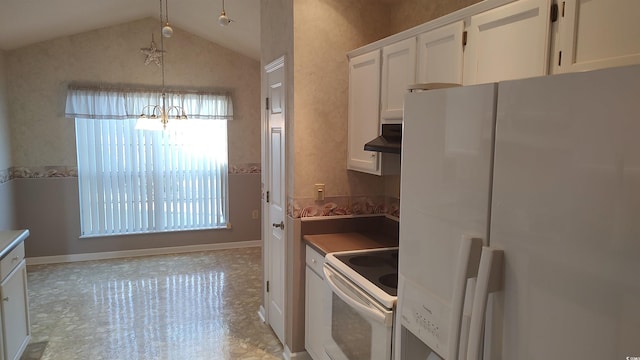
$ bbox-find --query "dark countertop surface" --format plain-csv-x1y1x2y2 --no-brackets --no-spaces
303,232,398,256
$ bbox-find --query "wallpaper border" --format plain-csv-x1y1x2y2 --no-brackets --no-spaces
0,163,261,184
288,195,400,219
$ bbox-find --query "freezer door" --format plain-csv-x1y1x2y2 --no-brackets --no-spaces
398,83,497,359
490,64,640,359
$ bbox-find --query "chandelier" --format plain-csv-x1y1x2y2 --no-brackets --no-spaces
139,0,187,129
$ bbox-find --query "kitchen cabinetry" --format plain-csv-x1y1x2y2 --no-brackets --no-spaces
416,21,465,85
305,245,327,360
380,38,416,122
347,50,381,174
551,0,640,73
463,0,552,85
0,239,30,360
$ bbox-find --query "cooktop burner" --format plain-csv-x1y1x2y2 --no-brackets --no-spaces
332,248,398,296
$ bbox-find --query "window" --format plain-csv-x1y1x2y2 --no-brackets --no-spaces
66,87,233,236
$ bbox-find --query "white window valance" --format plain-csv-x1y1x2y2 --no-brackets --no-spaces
65,86,233,120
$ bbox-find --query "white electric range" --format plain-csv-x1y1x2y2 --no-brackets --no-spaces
323,247,399,360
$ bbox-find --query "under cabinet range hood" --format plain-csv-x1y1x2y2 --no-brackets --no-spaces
363,84,461,155
364,123,402,154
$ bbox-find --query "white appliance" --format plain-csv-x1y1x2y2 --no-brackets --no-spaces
397,64,640,360
324,248,398,360
395,83,498,360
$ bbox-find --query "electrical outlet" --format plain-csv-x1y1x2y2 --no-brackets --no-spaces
252,209,259,219
314,184,325,201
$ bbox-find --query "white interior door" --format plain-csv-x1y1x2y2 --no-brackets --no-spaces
264,57,286,344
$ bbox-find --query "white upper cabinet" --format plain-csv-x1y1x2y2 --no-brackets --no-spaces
551,0,640,73
380,38,417,122
417,21,465,85
347,50,381,174
463,0,552,85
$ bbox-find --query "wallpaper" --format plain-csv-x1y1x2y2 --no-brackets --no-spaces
5,17,261,170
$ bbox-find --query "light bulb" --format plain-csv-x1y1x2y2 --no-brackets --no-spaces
218,11,231,26
162,24,174,37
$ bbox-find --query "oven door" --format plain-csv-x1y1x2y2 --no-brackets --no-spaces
323,264,394,360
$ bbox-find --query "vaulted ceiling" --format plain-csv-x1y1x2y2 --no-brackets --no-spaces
0,0,261,59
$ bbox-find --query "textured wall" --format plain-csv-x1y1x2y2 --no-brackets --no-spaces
3,18,262,254
389,0,483,34
0,50,9,171
14,174,261,257
292,0,391,200
6,17,261,168
0,50,16,231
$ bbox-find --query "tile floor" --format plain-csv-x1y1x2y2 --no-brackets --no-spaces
24,247,283,360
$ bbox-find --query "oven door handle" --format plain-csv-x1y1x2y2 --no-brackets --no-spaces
323,264,391,326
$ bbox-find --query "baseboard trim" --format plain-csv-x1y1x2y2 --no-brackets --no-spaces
258,306,266,323
26,240,262,265
283,346,311,360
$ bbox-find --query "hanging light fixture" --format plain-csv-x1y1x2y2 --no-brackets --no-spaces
161,0,174,38
218,0,233,26
139,0,187,129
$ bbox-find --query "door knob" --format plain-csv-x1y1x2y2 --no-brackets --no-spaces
272,221,285,230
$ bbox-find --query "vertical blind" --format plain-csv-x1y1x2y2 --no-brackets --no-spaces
67,87,232,236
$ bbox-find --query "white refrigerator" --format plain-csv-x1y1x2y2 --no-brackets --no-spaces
396,64,640,360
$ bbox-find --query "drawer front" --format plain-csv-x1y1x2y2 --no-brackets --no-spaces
305,245,325,278
1,242,25,280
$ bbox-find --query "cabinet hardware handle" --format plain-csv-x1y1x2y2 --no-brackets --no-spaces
311,258,316,264
272,221,285,230
12,256,19,261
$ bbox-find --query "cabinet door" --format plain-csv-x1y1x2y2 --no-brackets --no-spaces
417,21,465,85
1,261,30,360
463,0,552,85
381,38,417,121
348,50,381,174
551,0,640,73
305,265,327,360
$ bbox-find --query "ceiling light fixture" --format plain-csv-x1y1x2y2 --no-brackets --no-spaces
138,0,187,129
218,0,233,26
161,0,174,38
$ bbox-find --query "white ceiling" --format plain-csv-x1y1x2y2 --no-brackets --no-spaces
0,0,261,60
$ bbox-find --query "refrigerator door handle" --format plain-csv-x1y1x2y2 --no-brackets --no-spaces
467,247,504,360
447,236,484,360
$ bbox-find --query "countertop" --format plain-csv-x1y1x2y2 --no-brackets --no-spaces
303,232,398,256
0,229,29,260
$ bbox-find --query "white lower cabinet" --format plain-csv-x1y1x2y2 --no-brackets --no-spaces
0,242,30,360
305,245,328,360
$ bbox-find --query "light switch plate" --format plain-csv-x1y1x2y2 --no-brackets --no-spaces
314,184,325,201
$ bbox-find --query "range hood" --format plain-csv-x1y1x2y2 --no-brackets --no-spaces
364,124,402,154
363,84,461,155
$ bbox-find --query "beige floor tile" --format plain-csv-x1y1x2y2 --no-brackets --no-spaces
25,247,283,360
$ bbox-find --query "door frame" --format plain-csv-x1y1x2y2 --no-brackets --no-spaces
261,55,287,343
